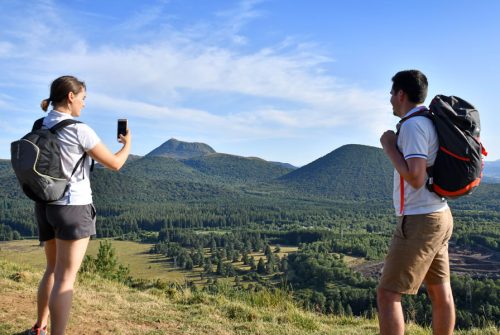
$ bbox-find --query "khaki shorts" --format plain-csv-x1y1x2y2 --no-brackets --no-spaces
378,208,453,295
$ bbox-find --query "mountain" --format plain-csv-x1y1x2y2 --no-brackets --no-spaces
0,144,394,202
182,153,295,182
483,160,500,183
146,138,216,159
0,159,12,177
0,159,25,198
122,155,209,182
280,144,393,200
269,161,298,170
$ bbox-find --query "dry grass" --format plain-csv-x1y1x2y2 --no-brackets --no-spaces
1,259,499,335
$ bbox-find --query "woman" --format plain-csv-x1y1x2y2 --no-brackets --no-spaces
29,76,131,335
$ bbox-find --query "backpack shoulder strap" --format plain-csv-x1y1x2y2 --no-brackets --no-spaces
48,119,94,177
32,117,45,131
396,108,431,135
49,119,82,133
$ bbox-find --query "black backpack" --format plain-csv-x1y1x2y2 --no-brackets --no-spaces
10,117,89,203
399,95,487,199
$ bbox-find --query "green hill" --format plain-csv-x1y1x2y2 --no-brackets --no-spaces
183,153,294,182
0,159,25,199
91,159,239,204
280,144,393,200
147,138,216,159
122,155,211,182
0,159,12,177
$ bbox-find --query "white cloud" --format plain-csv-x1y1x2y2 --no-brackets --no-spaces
0,0,392,162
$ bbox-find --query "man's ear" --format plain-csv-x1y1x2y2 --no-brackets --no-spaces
397,90,405,102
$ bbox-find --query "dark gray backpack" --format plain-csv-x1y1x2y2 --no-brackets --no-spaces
10,117,88,203
398,95,487,198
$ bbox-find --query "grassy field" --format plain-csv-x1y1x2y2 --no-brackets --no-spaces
1,259,498,335
0,239,298,285
0,239,165,277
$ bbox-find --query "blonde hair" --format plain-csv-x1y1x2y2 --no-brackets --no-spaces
40,75,86,112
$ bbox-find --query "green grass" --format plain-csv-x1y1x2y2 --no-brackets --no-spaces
1,258,498,334
0,239,187,281
0,259,391,334
0,240,298,286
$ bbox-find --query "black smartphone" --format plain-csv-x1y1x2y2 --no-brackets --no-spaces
117,119,128,139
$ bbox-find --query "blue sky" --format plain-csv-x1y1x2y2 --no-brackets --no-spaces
1,0,498,166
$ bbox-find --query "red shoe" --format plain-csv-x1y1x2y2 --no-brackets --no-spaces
28,324,47,335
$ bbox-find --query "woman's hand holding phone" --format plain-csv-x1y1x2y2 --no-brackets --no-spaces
117,119,131,145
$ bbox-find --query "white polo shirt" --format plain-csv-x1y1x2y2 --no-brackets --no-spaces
393,106,448,216
42,110,100,205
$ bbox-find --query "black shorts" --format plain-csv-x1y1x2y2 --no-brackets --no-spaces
35,203,97,241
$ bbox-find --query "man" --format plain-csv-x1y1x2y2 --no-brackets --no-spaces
378,70,455,335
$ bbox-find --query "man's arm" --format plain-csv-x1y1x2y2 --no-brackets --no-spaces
380,130,427,189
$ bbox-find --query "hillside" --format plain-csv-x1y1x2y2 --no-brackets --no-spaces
0,159,11,176
90,164,239,205
483,160,500,183
5,259,495,335
0,259,379,335
122,156,211,182
280,144,393,200
147,138,216,159
183,153,294,182
0,159,25,199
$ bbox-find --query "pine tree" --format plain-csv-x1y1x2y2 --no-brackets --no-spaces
264,244,272,257
204,258,212,274
185,256,194,270
257,258,266,274
249,256,256,270
216,258,224,275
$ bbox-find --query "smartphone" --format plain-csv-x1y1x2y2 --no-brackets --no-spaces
117,119,128,139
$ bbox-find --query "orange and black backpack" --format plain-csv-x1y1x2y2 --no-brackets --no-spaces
399,95,488,199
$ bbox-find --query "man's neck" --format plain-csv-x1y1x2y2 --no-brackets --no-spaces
400,103,420,118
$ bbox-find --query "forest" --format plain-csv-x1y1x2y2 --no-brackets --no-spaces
1,144,499,329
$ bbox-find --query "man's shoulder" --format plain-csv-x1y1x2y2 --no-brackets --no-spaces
400,115,434,134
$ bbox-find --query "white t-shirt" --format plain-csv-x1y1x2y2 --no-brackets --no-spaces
393,106,448,216
42,110,101,205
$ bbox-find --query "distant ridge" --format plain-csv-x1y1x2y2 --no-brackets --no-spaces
146,138,216,159
280,144,393,200
270,161,298,170
483,160,500,183
183,153,294,182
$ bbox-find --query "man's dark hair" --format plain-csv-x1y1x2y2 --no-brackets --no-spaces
391,70,428,104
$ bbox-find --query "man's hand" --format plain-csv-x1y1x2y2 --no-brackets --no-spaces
380,130,427,189
380,130,397,150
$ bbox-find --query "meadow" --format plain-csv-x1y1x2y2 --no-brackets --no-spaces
0,239,299,285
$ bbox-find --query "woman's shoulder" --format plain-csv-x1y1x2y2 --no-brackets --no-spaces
74,122,101,150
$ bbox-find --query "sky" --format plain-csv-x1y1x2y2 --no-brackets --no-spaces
1,0,499,167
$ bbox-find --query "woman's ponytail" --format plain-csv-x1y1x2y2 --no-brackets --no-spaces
40,98,51,112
